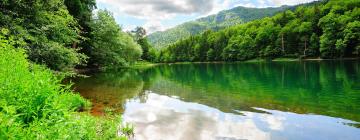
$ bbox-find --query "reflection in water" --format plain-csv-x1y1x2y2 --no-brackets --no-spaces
124,92,359,140
74,70,145,115
74,61,360,140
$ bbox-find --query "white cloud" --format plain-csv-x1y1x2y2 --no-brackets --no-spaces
97,0,318,33
269,0,317,6
97,0,218,33
98,0,215,20
143,20,167,33
122,24,137,32
206,0,231,16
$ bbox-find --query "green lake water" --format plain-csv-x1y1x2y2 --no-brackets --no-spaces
74,61,360,140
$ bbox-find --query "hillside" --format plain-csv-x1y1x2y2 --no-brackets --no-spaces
147,5,293,49
156,0,359,62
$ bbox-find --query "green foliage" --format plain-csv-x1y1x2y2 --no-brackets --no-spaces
64,0,96,27
157,0,360,62
130,27,156,61
148,47,159,62
138,38,150,60
206,48,215,61
33,42,88,71
131,27,147,41
1,0,142,70
64,0,97,65
148,5,307,49
89,10,142,68
0,0,86,71
0,35,130,139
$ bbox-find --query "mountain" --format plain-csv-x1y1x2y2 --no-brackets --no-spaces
147,5,295,49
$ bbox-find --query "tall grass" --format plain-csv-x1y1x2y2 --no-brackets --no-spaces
0,31,130,139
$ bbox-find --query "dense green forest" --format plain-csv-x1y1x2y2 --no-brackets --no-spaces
148,5,295,49
154,0,360,62
0,0,145,71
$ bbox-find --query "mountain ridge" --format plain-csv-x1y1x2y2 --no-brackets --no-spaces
147,5,295,49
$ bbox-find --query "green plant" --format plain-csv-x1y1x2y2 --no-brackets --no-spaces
121,123,135,138
0,33,129,140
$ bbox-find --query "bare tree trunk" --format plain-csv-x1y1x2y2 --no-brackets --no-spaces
304,62,307,81
72,42,77,49
304,38,307,56
282,34,285,54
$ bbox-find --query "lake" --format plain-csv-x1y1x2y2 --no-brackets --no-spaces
74,61,360,140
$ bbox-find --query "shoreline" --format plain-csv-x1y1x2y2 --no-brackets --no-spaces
74,57,359,74
155,57,360,64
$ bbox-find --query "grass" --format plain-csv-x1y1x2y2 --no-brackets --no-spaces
243,58,267,63
272,58,299,62
127,61,158,69
0,35,132,139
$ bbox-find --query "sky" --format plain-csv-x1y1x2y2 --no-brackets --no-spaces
96,0,317,34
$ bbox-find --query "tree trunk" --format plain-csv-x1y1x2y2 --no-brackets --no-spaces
72,42,77,49
282,34,285,54
304,38,307,56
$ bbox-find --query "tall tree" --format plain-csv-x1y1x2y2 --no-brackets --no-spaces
131,27,156,61
131,27,147,42
89,10,142,67
0,0,87,71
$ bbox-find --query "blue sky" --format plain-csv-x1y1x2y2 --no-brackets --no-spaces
96,0,317,33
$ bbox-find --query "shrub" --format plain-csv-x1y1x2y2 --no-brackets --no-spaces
28,42,88,71
0,32,130,139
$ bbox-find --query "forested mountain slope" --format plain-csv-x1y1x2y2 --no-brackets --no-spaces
148,5,297,49
156,0,359,62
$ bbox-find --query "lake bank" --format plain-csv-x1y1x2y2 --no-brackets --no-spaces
132,57,360,66
74,57,360,74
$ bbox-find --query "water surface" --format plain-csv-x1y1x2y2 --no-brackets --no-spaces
74,61,360,140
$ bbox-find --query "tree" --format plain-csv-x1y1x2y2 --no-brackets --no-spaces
207,48,215,61
156,0,359,62
131,27,147,42
343,21,360,56
131,27,156,61
296,22,312,57
64,0,96,54
0,0,87,71
309,33,320,56
148,48,159,62
89,10,142,67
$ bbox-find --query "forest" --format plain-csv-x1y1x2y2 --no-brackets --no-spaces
147,5,294,49
154,0,359,62
0,0,147,72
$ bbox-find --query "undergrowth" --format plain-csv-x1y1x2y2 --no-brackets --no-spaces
0,30,131,139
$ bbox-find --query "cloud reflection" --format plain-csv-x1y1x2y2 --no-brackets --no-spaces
123,91,360,140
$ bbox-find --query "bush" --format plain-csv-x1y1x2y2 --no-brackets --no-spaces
0,34,130,139
28,42,88,71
